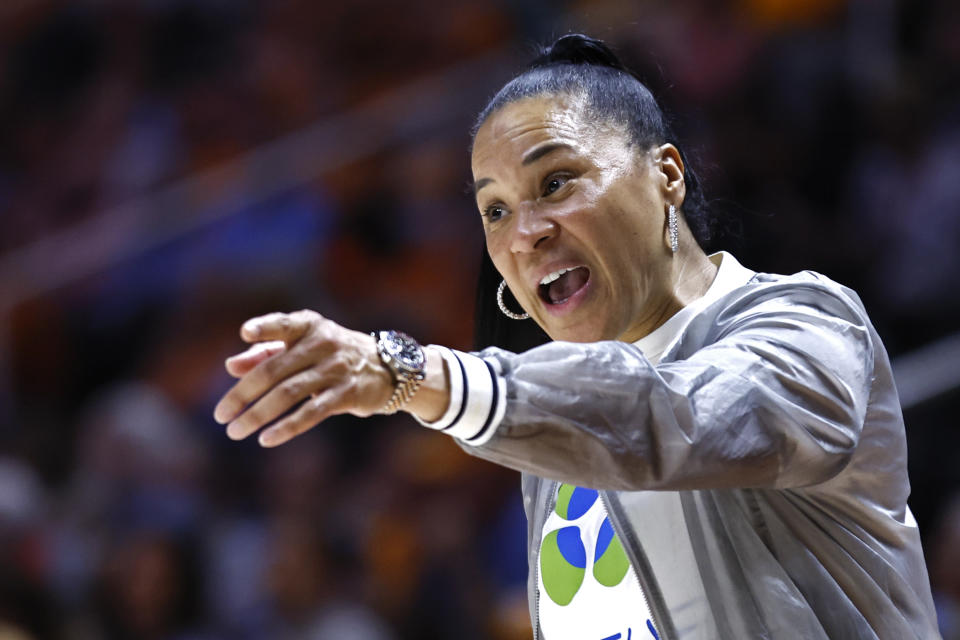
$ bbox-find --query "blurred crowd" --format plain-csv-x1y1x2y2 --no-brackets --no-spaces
1,0,959,638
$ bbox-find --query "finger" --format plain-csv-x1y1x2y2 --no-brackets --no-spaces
214,338,333,424
258,387,343,447
225,367,322,441
225,341,286,378
240,310,319,344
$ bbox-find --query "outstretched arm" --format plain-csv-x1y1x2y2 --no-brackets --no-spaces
213,278,873,493
213,310,451,447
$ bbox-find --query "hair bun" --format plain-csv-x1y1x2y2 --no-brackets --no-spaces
530,34,627,72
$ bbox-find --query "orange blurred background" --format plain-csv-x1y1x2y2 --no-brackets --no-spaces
1,1,959,638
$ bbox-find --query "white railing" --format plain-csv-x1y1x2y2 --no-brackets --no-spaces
891,331,960,410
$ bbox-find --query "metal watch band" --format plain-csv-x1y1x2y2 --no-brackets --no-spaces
380,375,423,415
372,330,426,415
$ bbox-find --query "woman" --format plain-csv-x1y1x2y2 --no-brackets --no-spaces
213,35,940,639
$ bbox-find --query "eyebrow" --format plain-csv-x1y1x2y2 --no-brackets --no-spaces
474,177,493,194
522,142,571,166
473,143,573,195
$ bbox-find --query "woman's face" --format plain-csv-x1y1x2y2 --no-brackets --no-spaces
471,94,682,343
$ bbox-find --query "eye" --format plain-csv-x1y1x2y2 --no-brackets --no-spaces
542,173,571,197
483,204,507,222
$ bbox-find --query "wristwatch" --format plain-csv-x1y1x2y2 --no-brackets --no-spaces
372,330,426,414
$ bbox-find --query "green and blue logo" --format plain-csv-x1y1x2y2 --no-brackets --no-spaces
540,485,632,606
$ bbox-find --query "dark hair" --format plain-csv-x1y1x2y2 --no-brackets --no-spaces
472,34,711,351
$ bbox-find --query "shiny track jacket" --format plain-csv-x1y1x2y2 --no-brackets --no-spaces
442,254,940,639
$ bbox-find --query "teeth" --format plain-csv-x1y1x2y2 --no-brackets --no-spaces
540,267,577,286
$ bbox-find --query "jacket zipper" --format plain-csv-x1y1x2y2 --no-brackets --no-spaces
600,491,676,640
533,479,558,640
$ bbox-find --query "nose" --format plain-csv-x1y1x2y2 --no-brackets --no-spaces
509,201,556,254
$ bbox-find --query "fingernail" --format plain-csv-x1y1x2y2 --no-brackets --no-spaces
259,431,277,447
226,421,245,440
214,403,232,424
243,320,261,338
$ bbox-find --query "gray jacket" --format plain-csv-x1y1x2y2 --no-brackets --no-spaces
454,256,939,639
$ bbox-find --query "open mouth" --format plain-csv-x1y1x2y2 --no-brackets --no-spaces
538,266,590,305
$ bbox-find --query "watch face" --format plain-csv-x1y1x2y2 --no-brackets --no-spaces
382,330,425,372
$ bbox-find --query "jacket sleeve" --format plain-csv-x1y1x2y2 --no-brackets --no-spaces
430,278,875,491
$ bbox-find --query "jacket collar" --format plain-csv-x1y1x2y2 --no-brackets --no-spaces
633,252,755,363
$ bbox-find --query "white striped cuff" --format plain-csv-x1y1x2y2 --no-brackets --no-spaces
413,346,505,446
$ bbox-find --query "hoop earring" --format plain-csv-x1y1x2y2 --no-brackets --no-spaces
497,280,530,320
668,204,679,253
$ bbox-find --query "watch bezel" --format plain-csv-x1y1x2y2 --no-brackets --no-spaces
375,330,426,379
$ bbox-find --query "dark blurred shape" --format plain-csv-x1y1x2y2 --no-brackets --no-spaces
92,531,206,640
146,4,245,93
2,8,105,120
0,547,58,640
929,493,960,639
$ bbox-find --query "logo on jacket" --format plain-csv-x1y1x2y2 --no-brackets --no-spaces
538,484,660,639
540,485,632,605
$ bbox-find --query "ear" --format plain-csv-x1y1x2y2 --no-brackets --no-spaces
655,143,686,206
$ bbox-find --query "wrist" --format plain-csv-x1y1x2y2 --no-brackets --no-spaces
404,346,450,423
